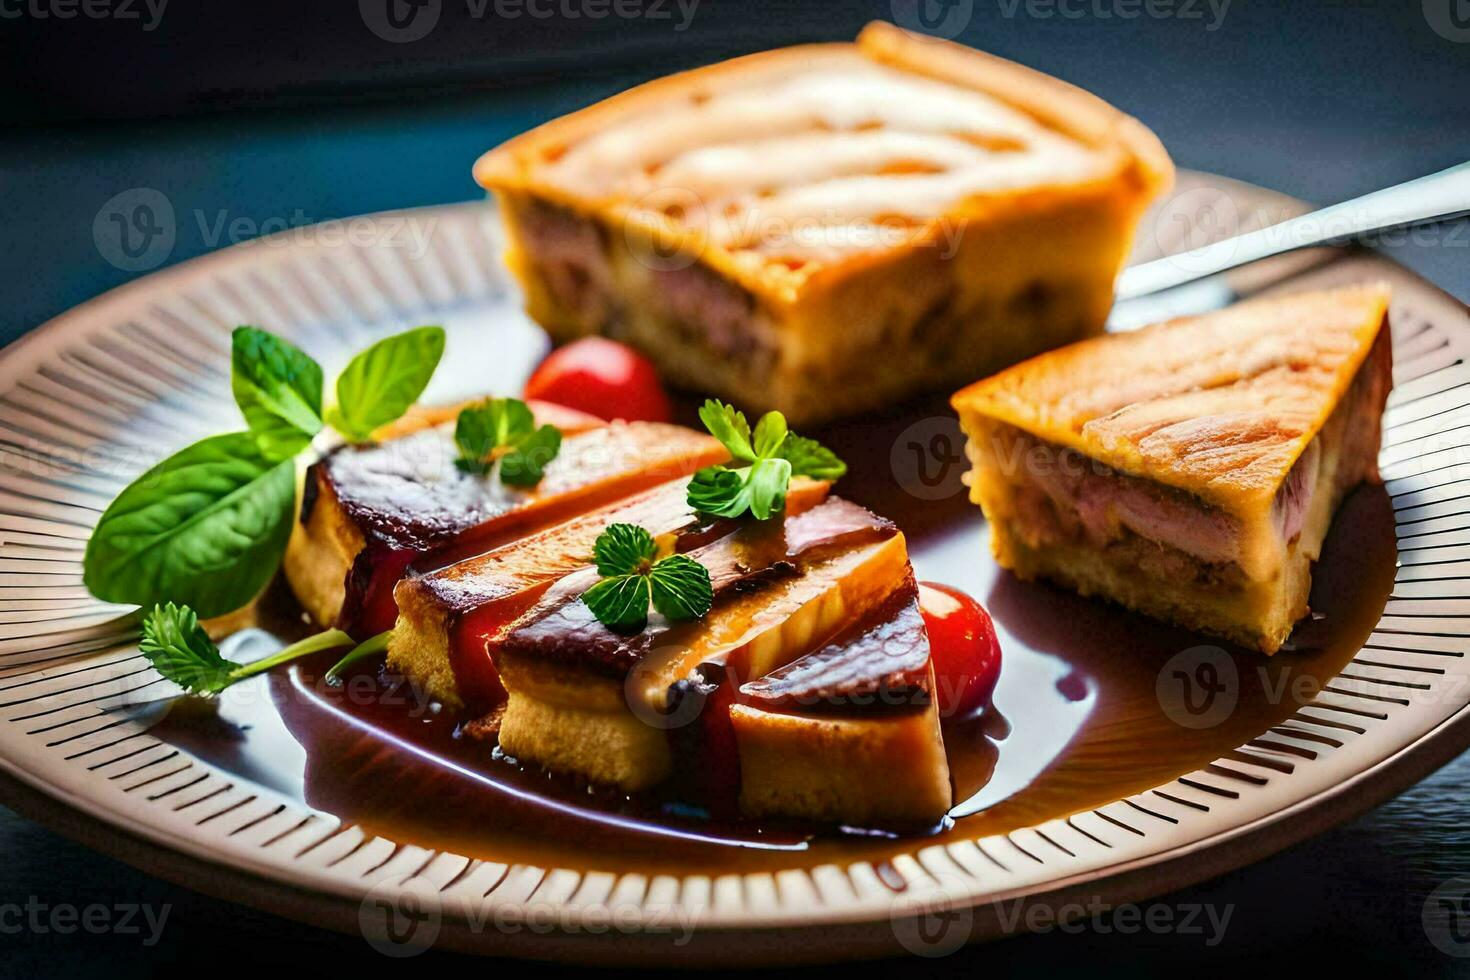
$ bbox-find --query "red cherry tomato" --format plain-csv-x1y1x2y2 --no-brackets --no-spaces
918,582,1002,718
523,337,671,423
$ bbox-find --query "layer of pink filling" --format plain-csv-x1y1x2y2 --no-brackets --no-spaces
1004,431,1318,570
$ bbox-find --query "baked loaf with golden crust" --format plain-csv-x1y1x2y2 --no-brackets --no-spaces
953,284,1394,652
476,21,1172,424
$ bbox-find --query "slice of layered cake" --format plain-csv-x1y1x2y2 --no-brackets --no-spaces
952,284,1393,653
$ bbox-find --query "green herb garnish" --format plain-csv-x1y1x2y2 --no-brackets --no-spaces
581,524,713,631
84,325,445,619
686,400,846,520
83,432,298,618
452,396,562,485
324,325,445,443
140,602,350,696
231,326,324,460
325,628,394,682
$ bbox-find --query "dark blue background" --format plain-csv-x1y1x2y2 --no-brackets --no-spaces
2,0,1467,344
3,1,1470,975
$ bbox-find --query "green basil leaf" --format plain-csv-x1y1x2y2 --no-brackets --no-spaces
777,433,847,481
230,327,324,460
751,410,788,459
325,325,445,442
139,602,234,695
581,574,652,632
500,424,562,486
697,399,756,464
83,432,297,618
649,554,713,622
592,523,657,577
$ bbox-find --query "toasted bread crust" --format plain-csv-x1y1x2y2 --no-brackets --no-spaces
953,284,1392,517
476,21,1171,304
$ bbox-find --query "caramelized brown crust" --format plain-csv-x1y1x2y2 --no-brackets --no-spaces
497,498,897,677
953,284,1392,514
475,22,1170,300
738,575,932,711
285,417,726,634
318,421,723,552
956,288,1394,653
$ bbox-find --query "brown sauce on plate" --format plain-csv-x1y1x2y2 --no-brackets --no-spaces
152,395,1398,877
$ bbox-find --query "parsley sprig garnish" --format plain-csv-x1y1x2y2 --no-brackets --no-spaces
581,524,713,631
687,400,845,520
140,603,351,696
452,396,562,485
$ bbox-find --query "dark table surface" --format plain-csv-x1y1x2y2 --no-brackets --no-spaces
3,2,1470,975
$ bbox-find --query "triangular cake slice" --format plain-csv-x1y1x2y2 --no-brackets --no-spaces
952,284,1393,652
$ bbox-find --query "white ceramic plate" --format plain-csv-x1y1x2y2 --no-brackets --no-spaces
2,174,1469,965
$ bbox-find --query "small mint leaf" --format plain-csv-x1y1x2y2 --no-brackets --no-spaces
500,424,562,487
698,399,756,464
649,554,713,621
582,574,652,632
777,434,846,481
751,411,788,459
592,523,657,577
687,465,746,518
230,327,324,460
328,326,445,442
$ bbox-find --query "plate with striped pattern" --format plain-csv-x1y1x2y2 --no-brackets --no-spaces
2,174,1469,965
